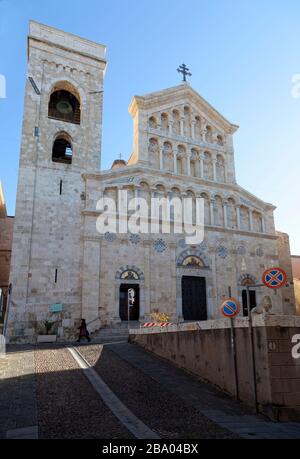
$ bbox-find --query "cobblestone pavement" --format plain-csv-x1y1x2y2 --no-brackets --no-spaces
77,344,237,439
106,343,300,440
35,345,132,439
0,345,38,439
1,342,300,439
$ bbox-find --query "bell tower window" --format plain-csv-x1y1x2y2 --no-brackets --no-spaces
48,84,81,125
52,133,73,164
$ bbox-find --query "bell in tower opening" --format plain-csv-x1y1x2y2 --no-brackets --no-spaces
48,88,81,125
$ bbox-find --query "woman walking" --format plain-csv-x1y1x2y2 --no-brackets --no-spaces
77,318,91,343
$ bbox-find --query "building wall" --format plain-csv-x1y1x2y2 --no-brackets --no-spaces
130,316,300,421
6,21,296,343
276,231,296,315
0,182,14,321
7,21,106,342
291,256,300,315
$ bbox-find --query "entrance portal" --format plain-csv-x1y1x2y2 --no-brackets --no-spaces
182,276,207,321
119,284,140,321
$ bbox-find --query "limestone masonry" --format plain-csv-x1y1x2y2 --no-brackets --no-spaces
6,21,296,343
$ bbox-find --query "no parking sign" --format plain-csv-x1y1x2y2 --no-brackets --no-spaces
262,267,287,289
221,297,240,318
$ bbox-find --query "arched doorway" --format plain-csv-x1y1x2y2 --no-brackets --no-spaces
182,276,207,321
119,284,140,321
177,253,209,321
239,274,258,316
115,267,145,322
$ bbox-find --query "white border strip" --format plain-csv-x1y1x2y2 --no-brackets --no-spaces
67,346,159,440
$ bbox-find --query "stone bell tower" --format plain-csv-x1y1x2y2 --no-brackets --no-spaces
7,21,107,342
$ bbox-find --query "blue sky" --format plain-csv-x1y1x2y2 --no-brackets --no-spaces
0,0,299,253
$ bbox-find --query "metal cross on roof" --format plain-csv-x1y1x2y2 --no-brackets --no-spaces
177,63,192,82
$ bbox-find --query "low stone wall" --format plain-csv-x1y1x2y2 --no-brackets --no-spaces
129,315,300,422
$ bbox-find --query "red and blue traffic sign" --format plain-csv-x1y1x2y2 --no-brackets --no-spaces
262,267,287,289
221,297,240,318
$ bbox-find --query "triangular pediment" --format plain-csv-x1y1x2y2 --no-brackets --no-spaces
129,83,238,134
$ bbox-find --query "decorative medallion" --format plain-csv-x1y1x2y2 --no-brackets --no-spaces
237,245,246,256
256,247,264,257
216,245,228,259
129,233,141,245
153,238,167,253
104,232,117,243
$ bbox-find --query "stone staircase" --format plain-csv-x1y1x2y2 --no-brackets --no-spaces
90,322,140,344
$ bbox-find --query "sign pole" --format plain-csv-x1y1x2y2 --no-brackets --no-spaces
246,284,258,413
229,287,239,400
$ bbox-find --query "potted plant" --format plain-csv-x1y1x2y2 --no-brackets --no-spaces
37,320,57,343
141,310,172,328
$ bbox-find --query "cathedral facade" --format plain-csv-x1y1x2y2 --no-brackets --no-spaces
7,22,296,342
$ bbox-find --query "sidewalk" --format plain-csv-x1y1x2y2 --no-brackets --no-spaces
0,345,38,439
110,342,300,439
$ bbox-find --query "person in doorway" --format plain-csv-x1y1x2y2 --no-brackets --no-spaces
77,318,91,343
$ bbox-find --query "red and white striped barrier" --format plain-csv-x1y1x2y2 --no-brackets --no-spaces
142,322,173,328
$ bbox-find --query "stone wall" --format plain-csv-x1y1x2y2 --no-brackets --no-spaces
276,231,296,314
130,316,300,421
0,216,14,288
291,256,300,315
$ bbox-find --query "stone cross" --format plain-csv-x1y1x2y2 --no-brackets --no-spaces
177,63,192,82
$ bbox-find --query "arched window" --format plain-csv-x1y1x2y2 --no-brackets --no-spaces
205,125,213,143
184,106,191,137
240,205,250,231
161,113,169,132
216,154,225,183
227,198,237,229
195,116,201,138
252,211,263,232
217,134,224,146
213,196,223,226
148,116,157,129
203,151,213,180
148,138,160,169
52,133,73,164
48,82,81,124
163,141,173,172
172,110,180,135
191,148,199,177
201,193,210,225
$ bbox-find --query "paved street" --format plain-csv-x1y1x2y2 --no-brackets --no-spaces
0,341,300,439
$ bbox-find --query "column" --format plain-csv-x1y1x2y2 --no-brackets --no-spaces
180,117,184,136
223,201,228,228
159,140,163,170
261,215,265,233
236,205,241,230
200,153,204,178
191,120,196,139
173,151,177,174
210,199,215,225
249,209,253,231
212,158,217,182
186,154,191,176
